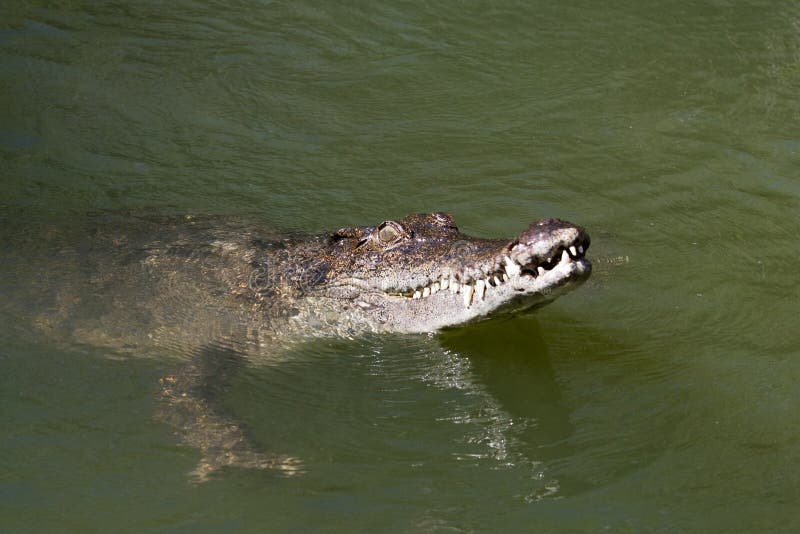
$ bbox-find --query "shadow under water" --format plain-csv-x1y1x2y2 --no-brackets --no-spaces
440,316,574,464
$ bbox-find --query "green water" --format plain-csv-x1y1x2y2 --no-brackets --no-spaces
2,1,799,531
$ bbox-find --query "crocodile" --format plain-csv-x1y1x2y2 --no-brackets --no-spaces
1,211,591,481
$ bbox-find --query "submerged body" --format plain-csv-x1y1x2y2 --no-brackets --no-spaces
1,211,591,480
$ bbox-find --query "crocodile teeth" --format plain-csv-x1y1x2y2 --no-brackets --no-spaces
475,279,486,301
463,284,474,307
504,256,521,277
403,242,584,301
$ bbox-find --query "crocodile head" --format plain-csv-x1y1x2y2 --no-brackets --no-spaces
288,212,591,334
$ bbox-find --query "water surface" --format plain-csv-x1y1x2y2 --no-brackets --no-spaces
2,1,799,531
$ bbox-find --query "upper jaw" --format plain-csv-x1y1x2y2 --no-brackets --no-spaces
505,225,590,279
379,224,591,309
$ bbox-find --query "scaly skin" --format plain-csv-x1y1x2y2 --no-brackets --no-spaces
1,211,591,481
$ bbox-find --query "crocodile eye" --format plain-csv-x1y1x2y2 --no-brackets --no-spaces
432,212,453,226
377,221,403,244
429,212,457,231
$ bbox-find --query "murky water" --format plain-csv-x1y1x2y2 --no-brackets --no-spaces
2,1,799,531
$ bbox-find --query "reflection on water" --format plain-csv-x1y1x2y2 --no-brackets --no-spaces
231,329,570,505
441,318,573,502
